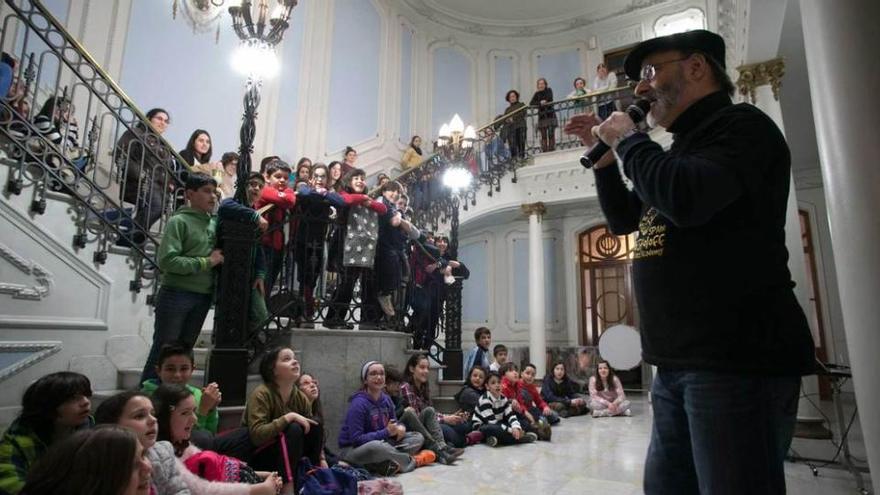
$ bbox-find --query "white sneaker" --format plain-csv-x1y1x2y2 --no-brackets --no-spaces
624,409,632,417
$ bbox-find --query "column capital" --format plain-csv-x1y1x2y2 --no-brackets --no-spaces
521,202,546,217
735,57,785,104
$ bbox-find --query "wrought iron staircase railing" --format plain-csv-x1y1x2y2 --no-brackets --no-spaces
0,0,193,297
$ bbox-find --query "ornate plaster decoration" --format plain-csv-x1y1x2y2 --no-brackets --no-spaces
736,57,785,104
0,242,53,300
0,341,62,383
715,0,749,92
398,0,670,38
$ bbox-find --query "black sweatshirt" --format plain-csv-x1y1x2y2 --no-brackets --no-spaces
594,91,815,375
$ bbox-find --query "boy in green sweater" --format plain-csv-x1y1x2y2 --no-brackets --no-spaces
140,173,223,383
141,342,220,433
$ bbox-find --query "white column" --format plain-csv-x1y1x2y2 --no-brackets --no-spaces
523,202,547,377
801,1,880,492
737,60,826,430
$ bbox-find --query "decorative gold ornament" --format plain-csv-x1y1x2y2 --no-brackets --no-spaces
521,202,547,217
736,58,785,104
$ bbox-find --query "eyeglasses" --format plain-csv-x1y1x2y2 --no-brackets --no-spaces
640,56,691,82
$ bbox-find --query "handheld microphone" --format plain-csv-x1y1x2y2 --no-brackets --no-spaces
580,99,652,169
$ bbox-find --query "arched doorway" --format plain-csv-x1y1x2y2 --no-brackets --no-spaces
578,225,637,346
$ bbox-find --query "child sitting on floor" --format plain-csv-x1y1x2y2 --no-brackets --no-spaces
471,371,537,447
454,366,488,446
541,360,589,417
338,361,435,476
489,344,508,372
589,360,632,417
500,363,549,440
519,363,560,426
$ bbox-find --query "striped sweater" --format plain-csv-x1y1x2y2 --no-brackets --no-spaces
34,114,79,149
471,391,521,432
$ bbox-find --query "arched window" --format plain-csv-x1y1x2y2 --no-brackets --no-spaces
578,225,636,345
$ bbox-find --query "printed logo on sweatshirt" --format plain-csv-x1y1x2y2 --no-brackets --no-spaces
633,207,666,259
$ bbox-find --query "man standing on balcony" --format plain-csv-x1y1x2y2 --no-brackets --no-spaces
565,30,815,494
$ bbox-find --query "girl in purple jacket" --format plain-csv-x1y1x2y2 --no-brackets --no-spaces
337,361,434,475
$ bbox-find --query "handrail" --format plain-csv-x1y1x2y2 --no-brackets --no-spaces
0,0,208,296
478,84,635,133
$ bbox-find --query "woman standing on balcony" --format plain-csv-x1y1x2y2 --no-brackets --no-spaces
341,146,357,175
591,63,618,120
179,129,223,184
115,107,173,232
502,90,527,160
530,78,557,152
568,77,589,112
400,136,423,170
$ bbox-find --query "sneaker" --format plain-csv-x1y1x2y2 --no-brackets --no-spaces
624,409,632,417
443,445,465,461
466,431,484,445
364,460,400,477
536,423,552,442
592,409,610,418
522,432,538,443
485,435,499,448
413,449,436,467
433,449,454,465
377,294,395,316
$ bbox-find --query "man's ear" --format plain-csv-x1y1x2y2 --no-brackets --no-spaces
686,53,712,83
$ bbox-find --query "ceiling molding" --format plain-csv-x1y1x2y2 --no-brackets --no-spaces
397,0,672,37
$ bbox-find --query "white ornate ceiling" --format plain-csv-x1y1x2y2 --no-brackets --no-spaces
398,0,671,36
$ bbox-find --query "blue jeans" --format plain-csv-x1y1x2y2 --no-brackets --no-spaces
140,287,212,382
644,369,800,495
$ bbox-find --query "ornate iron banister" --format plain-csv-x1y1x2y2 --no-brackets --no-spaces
0,0,201,295
3,0,193,171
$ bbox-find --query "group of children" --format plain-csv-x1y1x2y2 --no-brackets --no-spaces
463,327,632,420
0,329,632,494
140,149,468,384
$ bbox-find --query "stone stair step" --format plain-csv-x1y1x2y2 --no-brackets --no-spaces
117,367,262,393
438,379,465,397
218,405,246,432
91,389,128,407
431,395,459,415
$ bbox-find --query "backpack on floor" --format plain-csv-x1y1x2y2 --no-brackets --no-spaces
296,457,358,495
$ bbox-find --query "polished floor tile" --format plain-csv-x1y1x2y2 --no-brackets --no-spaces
395,396,871,494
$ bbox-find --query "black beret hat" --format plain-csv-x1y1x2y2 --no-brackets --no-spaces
623,29,726,81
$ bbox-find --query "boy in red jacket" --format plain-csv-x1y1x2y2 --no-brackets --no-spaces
520,363,560,425
254,159,296,298
500,362,549,440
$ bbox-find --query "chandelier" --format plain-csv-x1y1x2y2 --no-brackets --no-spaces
226,0,298,78
437,114,477,164
172,0,227,41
